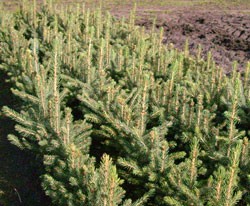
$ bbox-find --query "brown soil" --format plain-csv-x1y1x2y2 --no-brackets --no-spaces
2,2,250,71
110,6,250,72
142,11,250,72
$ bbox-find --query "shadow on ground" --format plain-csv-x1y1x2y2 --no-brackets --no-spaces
0,70,51,206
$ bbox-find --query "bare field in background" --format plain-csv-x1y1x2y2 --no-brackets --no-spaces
2,0,249,71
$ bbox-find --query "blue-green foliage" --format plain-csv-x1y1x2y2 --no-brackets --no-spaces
0,2,249,205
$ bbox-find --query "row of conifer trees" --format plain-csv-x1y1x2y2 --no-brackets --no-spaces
0,1,249,205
